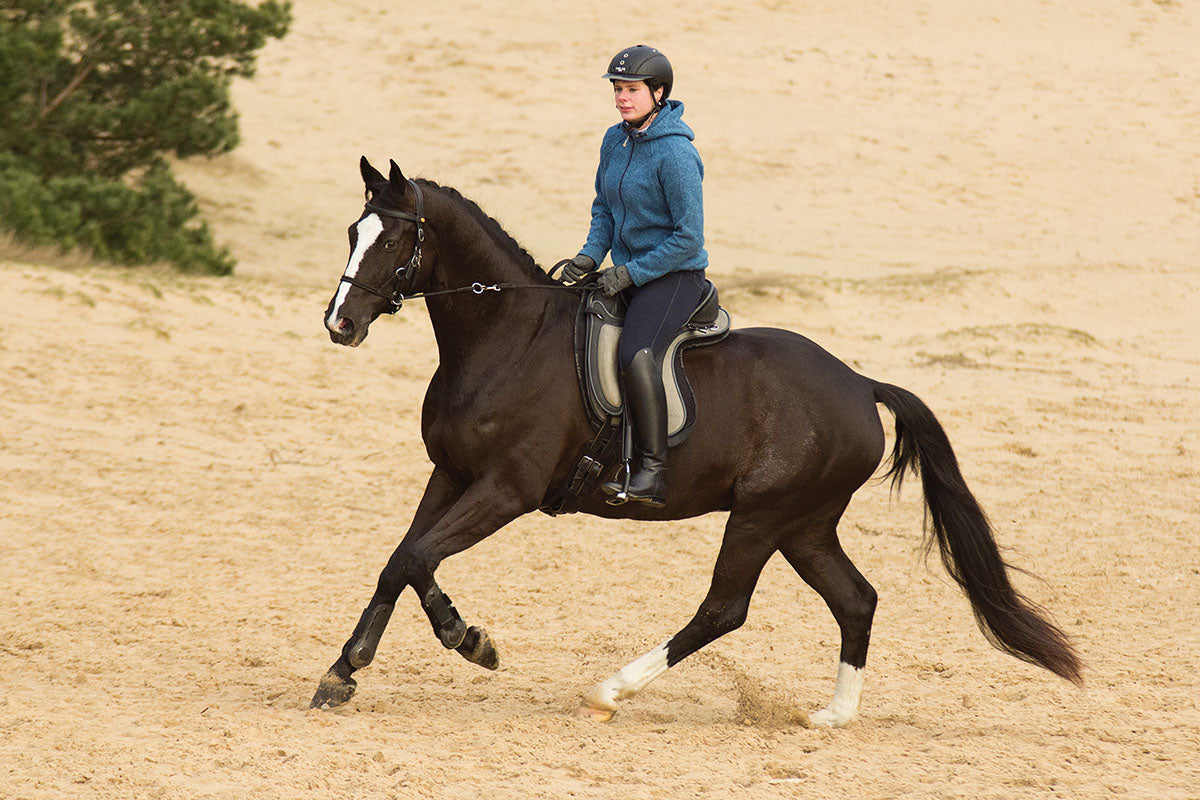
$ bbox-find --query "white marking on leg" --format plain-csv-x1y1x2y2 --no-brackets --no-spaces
582,642,671,713
810,661,865,728
326,213,384,327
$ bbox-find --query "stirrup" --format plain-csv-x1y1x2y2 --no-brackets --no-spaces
624,469,667,507
602,460,667,508
603,461,632,505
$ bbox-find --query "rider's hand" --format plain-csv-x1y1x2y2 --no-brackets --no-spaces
597,264,634,297
556,254,596,284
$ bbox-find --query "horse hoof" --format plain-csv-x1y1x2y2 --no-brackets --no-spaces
575,703,616,722
456,626,500,671
808,707,854,728
309,668,357,709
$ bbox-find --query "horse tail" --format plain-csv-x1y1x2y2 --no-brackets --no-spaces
871,381,1083,685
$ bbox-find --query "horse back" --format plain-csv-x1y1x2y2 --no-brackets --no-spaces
680,326,887,491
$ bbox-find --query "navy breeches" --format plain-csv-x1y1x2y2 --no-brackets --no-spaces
617,269,708,369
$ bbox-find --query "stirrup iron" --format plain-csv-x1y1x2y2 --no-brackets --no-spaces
606,459,632,506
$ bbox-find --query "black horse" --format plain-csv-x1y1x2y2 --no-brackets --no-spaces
314,157,1081,725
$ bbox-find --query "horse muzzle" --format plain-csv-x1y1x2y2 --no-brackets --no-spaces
326,315,368,347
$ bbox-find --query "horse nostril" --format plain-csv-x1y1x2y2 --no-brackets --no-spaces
327,316,354,338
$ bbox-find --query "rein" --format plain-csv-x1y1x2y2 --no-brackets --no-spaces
399,281,583,303
339,180,586,311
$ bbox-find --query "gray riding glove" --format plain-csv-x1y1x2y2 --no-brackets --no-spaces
556,254,596,284
597,264,634,297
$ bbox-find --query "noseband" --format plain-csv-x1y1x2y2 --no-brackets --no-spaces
338,179,426,313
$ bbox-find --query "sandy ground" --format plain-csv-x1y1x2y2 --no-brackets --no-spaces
3,0,1199,797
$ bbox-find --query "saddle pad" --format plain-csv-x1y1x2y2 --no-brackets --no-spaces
575,288,731,447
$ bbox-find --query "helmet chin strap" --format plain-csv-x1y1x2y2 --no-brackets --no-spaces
624,109,657,132
622,88,664,132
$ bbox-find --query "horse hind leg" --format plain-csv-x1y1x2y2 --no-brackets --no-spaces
579,510,779,721
779,517,877,728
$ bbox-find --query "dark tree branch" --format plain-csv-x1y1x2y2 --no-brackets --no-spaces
28,56,96,131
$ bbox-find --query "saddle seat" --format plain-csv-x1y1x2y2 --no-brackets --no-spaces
577,279,731,446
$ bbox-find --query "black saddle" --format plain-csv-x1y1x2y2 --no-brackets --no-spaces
577,279,730,445
541,280,730,516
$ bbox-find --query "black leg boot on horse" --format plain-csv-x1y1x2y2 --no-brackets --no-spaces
603,347,668,507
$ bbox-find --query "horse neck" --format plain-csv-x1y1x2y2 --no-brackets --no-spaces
420,189,566,369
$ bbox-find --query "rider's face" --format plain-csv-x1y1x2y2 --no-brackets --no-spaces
612,80,662,124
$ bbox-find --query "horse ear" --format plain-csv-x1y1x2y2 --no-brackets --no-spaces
360,156,388,194
388,159,408,193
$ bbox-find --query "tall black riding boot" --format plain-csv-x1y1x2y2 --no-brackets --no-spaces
602,348,668,507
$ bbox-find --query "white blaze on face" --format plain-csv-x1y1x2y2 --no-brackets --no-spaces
327,213,385,327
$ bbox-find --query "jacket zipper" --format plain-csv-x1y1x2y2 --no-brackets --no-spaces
614,134,636,260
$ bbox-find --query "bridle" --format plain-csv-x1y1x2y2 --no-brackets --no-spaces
336,178,586,312
337,179,427,313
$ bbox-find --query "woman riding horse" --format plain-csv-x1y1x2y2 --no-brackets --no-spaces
558,45,710,508
315,45,1081,721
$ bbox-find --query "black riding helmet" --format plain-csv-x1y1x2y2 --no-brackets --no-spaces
603,45,673,110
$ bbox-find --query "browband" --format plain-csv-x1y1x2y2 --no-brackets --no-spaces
364,180,425,223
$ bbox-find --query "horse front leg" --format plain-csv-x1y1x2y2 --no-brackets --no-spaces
413,577,500,669
310,467,462,709
310,471,529,709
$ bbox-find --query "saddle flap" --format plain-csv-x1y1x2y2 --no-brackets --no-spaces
576,280,731,447
582,292,628,415
662,306,730,442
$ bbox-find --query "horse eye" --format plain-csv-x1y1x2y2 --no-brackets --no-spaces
382,240,398,251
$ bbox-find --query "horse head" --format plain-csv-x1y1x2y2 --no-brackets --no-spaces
324,157,432,346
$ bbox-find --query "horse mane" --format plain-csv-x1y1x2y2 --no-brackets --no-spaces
411,179,551,282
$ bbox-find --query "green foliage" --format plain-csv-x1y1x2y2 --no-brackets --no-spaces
0,153,235,273
0,0,291,273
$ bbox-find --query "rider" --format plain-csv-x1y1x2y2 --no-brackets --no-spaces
558,45,709,507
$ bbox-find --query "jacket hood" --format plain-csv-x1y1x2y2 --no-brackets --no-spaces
629,99,693,142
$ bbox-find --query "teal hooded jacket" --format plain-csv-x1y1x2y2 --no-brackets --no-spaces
578,99,708,286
